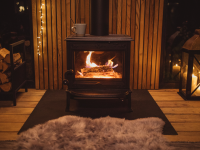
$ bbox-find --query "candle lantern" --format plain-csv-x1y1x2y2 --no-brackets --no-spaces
179,29,200,100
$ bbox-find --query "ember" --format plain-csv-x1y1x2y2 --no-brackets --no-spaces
76,51,122,78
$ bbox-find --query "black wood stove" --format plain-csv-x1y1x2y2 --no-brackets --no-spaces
63,34,133,111
63,0,133,112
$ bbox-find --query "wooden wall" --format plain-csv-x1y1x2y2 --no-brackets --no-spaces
31,0,164,90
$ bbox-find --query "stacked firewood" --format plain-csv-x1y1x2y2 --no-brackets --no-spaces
0,48,22,92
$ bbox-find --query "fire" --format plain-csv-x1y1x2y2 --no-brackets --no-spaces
86,51,98,68
76,51,122,78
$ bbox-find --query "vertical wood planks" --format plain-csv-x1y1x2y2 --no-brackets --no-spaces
37,0,44,89
47,0,53,89
62,0,67,89
85,0,90,34
121,0,127,35
155,0,164,89
42,0,48,89
76,0,80,23
32,0,165,90
117,0,122,34
142,0,150,89
112,0,117,34
57,0,63,89
71,0,76,34
146,0,155,89
134,0,140,89
151,0,159,89
109,0,113,34
138,0,145,89
80,0,85,23
32,0,39,89
130,0,136,90
52,0,58,89
126,0,131,36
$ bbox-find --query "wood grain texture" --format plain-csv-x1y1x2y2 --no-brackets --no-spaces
32,0,166,90
133,0,140,89
0,115,29,123
155,0,164,89
0,132,19,141
138,0,145,89
112,0,117,34
63,0,68,90
0,89,200,142
47,0,53,89
150,0,159,89
117,0,122,34
57,0,63,89
85,0,90,34
121,0,127,35
42,0,48,89
109,0,113,34
126,0,131,36
129,0,136,90
32,0,39,89
146,0,155,89
142,0,150,89
80,0,85,23
52,0,58,89
37,0,44,89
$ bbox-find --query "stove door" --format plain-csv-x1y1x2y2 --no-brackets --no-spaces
66,41,130,89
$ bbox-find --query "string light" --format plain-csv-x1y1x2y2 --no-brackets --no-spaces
37,0,44,56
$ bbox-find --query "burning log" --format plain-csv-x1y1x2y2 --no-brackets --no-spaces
77,65,122,78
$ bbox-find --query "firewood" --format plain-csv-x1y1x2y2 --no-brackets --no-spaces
2,58,22,73
0,48,10,60
4,53,21,64
0,82,12,92
0,60,2,71
0,72,11,84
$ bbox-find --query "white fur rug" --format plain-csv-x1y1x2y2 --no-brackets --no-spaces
16,116,174,150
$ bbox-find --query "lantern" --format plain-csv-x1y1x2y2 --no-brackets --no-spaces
179,29,200,100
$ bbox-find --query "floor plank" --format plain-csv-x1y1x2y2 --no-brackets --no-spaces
156,101,200,108
166,115,200,123
171,123,200,132
0,108,34,115
161,108,200,115
0,115,29,123
0,101,38,108
0,132,19,141
0,123,24,131
1,89,200,143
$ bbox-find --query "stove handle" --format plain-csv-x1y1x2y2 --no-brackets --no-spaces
63,69,74,85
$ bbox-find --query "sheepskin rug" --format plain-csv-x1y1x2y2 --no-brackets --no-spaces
16,116,174,150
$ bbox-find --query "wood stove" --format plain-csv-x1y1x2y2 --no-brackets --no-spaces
63,34,133,111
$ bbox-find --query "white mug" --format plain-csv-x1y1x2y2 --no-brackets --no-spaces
71,23,87,37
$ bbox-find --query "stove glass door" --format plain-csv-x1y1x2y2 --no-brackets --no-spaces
74,51,123,79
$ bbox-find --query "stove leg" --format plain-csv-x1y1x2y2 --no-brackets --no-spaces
66,92,70,112
127,92,133,112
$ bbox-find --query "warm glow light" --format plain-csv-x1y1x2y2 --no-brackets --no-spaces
36,0,45,56
77,51,121,78
19,6,25,12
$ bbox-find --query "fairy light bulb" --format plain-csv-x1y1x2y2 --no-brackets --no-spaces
37,0,45,56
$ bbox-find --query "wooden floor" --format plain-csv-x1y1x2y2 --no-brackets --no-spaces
0,89,200,142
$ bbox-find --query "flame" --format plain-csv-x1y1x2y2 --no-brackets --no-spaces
77,51,121,78
86,51,98,68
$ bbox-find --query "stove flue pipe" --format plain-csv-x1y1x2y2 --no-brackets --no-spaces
90,0,109,36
